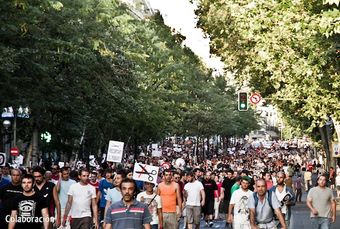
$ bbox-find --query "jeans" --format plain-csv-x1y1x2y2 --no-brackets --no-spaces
295,188,302,202
311,217,331,229
151,224,158,229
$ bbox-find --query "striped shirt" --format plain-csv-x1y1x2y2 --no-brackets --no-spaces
104,199,152,229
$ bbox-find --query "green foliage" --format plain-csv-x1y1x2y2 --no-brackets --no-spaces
0,0,259,159
196,0,340,136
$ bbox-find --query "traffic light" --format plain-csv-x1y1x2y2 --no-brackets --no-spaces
238,92,248,111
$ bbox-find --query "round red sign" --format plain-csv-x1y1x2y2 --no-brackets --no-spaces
249,93,262,104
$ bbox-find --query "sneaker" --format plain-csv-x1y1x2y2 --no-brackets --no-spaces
209,221,214,227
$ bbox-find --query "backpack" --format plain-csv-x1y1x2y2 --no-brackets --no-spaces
253,190,275,213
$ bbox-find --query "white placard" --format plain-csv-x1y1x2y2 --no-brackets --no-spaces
133,163,159,185
107,140,124,162
152,150,162,157
333,142,340,157
174,147,182,152
14,154,24,165
0,153,6,166
58,162,65,168
151,144,161,157
152,144,158,151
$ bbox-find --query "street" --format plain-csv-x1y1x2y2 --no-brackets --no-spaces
179,192,340,228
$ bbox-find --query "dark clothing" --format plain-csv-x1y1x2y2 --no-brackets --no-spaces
0,183,23,228
34,181,55,217
202,179,217,215
202,179,218,201
202,199,215,215
11,192,48,229
0,178,10,189
177,181,185,201
71,216,92,229
220,177,235,214
222,177,235,202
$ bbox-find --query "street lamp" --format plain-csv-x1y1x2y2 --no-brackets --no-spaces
3,120,11,129
2,119,12,162
1,106,30,162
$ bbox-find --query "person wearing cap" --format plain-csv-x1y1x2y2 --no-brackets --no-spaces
137,182,163,229
227,176,253,229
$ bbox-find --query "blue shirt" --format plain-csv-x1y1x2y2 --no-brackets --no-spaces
106,187,122,204
0,178,10,189
99,179,113,208
58,179,76,208
104,199,152,229
0,179,11,208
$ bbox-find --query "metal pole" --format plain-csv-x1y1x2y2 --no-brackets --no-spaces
13,117,16,147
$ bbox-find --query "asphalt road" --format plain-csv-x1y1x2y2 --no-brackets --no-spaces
179,192,340,228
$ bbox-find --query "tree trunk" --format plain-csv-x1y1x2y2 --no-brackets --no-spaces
333,117,340,144
25,128,39,167
319,126,332,171
207,136,210,157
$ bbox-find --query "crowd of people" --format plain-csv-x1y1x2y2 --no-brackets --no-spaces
0,140,339,229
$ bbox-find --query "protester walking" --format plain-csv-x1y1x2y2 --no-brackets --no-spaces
227,176,253,229
62,168,98,229
104,178,152,229
184,171,205,229
248,179,287,229
306,174,336,229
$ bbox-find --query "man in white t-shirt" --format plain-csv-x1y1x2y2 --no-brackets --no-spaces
62,168,98,229
184,171,205,229
271,172,295,228
228,176,253,229
137,182,163,229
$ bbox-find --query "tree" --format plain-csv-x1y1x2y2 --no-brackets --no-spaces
195,0,339,137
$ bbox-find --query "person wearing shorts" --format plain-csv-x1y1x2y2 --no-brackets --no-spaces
184,171,205,229
157,169,182,229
